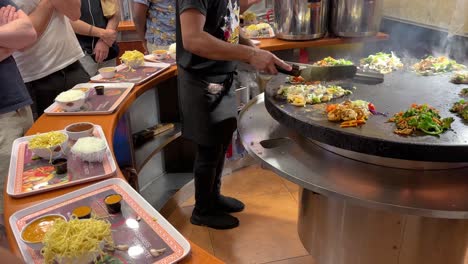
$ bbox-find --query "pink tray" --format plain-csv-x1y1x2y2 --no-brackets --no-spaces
7,125,117,197
144,54,176,65
10,178,191,264
44,83,134,115
90,62,171,84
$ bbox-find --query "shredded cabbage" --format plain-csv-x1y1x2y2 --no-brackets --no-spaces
360,52,403,74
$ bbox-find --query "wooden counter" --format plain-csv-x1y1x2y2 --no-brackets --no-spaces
3,33,388,263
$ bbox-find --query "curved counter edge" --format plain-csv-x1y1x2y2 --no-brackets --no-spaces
3,34,389,262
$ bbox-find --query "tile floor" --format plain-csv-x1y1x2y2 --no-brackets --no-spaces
167,165,317,264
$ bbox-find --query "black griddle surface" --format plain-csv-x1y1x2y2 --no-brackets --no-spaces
265,71,468,162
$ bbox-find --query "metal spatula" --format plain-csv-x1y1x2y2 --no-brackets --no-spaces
276,63,383,83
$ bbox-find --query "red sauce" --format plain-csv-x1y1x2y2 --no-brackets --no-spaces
67,123,93,132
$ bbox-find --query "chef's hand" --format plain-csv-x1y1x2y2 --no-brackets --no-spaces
99,28,117,47
94,39,109,63
0,5,19,25
247,48,291,75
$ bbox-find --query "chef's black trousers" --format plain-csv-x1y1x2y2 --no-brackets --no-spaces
193,118,236,214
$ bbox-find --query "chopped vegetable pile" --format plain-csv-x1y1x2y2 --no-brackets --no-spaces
460,88,468,97
450,99,468,121
388,104,454,135
412,56,465,75
360,52,404,74
277,84,352,107
313,56,353,66
285,76,319,85
451,71,468,84
326,100,374,128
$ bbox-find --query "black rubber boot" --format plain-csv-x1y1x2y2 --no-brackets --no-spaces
212,140,245,213
190,209,239,229
214,195,245,213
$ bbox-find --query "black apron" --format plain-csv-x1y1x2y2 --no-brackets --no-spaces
178,68,237,146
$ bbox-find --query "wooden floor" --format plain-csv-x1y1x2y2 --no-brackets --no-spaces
167,165,316,264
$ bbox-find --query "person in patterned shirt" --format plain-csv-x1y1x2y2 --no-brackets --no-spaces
133,0,176,53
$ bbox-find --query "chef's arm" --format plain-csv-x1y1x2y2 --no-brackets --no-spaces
49,0,81,21
239,30,255,47
180,8,290,74
240,0,262,13
0,9,36,49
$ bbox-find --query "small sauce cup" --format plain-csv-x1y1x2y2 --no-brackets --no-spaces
72,206,92,219
104,194,122,214
94,86,105,95
51,158,68,175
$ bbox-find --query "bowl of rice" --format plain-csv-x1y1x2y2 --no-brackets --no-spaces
55,90,86,112
71,137,107,162
168,43,176,59
29,131,68,160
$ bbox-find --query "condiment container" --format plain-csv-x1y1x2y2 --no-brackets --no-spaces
94,86,105,95
72,206,92,219
51,158,68,174
65,122,94,140
104,194,122,214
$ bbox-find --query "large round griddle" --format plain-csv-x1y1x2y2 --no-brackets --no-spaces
265,71,468,162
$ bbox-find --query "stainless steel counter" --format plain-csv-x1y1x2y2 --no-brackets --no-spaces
238,94,468,264
239,94,468,219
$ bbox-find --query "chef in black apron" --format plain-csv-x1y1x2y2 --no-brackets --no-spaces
176,0,290,229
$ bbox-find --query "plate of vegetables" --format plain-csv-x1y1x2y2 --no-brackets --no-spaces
388,104,454,136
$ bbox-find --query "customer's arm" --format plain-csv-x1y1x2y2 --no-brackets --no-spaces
180,8,290,74
27,0,54,39
132,1,148,51
240,0,262,13
49,0,81,21
0,6,37,49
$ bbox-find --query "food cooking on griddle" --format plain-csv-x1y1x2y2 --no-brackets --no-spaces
285,75,319,85
326,100,373,128
388,104,454,136
451,71,468,84
277,84,352,107
360,52,403,74
460,88,468,97
313,56,353,66
412,56,465,75
450,99,468,121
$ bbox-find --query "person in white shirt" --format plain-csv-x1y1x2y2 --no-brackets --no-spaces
12,0,90,118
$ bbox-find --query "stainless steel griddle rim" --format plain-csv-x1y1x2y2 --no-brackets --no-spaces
264,94,468,162
238,94,468,219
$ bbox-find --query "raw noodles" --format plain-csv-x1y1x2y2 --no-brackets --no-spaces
41,218,113,264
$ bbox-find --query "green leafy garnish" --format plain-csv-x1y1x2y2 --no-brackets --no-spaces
389,104,453,136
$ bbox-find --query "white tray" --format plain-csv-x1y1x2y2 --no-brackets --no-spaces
7,125,117,197
90,62,171,84
10,178,191,264
44,82,134,115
